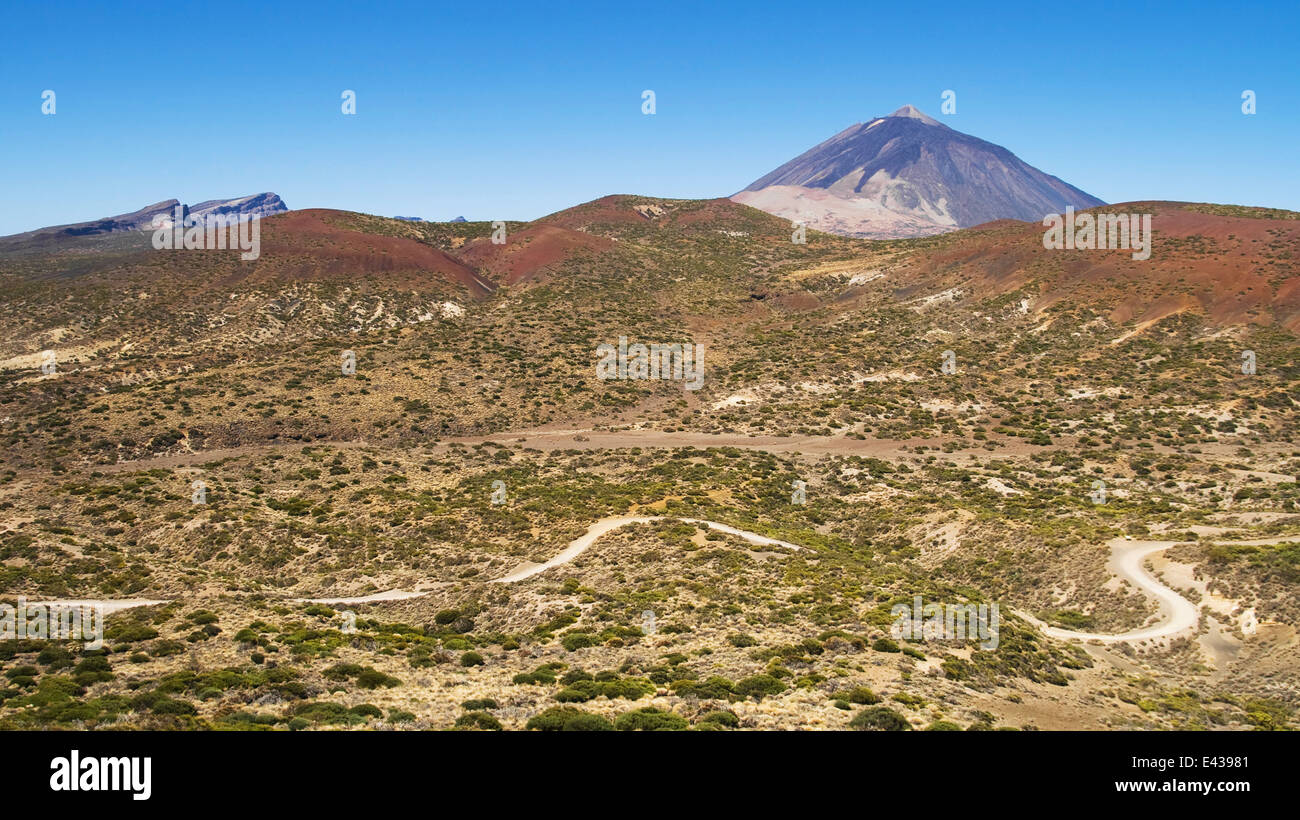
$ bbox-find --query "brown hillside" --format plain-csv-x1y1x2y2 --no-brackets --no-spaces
456,224,615,286
896,202,1300,332
253,209,494,297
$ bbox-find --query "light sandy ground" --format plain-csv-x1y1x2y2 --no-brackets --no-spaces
1212,511,1300,524
28,598,169,614
100,439,374,473
292,586,438,605
985,477,1022,496
1210,535,1300,546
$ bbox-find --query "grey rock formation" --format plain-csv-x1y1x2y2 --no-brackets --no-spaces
188,193,288,221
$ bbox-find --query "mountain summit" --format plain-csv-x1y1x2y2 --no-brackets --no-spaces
732,105,1104,238
887,103,942,125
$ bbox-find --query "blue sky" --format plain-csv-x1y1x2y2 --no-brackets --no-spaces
2,0,1297,234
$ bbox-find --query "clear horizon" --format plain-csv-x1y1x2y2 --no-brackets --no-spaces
2,0,1297,235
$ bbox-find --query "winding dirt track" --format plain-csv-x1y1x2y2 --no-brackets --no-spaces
1030,538,1199,644
283,526,1212,650
489,515,802,584
303,528,1206,644
300,515,803,602
24,523,1208,647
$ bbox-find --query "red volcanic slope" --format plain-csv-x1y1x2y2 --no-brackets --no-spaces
540,194,784,231
457,224,615,286
895,202,1300,333
536,195,663,231
248,210,494,297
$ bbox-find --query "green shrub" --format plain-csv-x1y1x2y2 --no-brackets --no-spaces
291,702,353,723
526,706,613,731
555,683,596,703
36,647,73,667
526,706,584,731
454,711,502,731
105,623,159,643
941,657,972,680
73,656,114,685
561,633,596,651
355,669,400,689
151,696,197,716
323,662,365,681
696,710,740,729
562,713,614,731
925,721,963,731
849,706,911,731
734,674,786,700
555,677,654,703
614,707,688,731
836,686,880,705
670,676,735,700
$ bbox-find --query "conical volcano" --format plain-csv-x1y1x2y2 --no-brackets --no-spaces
733,105,1104,238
